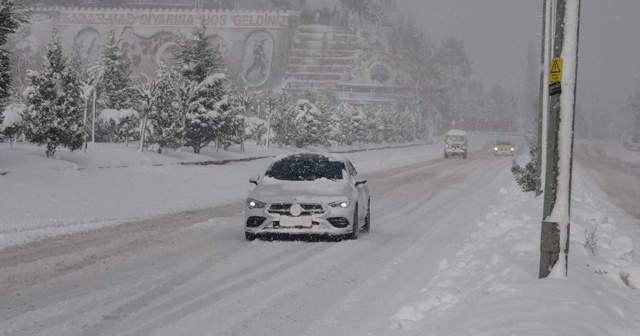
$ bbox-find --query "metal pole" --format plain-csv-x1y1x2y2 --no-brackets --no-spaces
83,95,88,153
535,0,548,195
266,107,272,148
91,89,96,143
540,0,553,189
539,0,581,278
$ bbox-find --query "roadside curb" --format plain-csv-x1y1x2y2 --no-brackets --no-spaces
177,142,430,166
1,142,432,172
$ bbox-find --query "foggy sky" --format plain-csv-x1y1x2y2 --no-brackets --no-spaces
397,0,640,136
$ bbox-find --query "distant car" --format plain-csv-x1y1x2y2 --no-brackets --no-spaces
444,129,468,159
492,140,515,156
244,153,371,241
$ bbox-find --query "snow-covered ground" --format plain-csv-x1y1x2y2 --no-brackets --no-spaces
1,135,640,335
0,139,440,249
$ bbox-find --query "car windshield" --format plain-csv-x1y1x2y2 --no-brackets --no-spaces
496,141,512,146
265,156,345,181
447,136,466,142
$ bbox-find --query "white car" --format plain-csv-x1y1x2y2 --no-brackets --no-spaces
492,140,515,156
244,153,370,241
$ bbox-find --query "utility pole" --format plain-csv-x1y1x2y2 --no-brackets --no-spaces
539,0,581,278
536,0,547,195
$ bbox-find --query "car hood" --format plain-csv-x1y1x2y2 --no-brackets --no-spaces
249,178,352,204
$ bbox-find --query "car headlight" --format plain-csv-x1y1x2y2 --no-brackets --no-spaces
247,198,266,209
494,147,498,151
329,201,350,208
510,147,514,151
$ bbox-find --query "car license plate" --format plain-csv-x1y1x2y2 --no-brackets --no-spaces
280,216,312,228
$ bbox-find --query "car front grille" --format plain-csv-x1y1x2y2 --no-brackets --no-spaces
268,203,326,216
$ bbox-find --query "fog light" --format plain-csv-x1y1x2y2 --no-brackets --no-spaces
246,216,266,227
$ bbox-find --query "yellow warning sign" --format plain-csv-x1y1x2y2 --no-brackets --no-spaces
549,58,563,85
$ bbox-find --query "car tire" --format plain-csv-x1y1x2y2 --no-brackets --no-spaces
347,205,359,240
463,152,467,159
245,232,256,241
362,200,371,233
444,152,448,159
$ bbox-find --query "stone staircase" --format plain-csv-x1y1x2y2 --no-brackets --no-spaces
284,25,362,93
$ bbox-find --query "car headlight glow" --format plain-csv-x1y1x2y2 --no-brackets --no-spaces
510,147,514,151
247,198,266,209
329,201,349,208
494,147,498,151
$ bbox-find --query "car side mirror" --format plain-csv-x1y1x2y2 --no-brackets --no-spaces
249,175,260,185
355,176,367,186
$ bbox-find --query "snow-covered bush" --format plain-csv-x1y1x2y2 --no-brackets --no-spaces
511,136,540,192
246,116,267,145
1,102,25,146
98,108,139,146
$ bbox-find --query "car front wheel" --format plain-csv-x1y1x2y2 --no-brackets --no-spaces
362,200,371,233
346,205,359,240
245,232,256,241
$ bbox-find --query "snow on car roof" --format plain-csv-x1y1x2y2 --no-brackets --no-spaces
271,152,346,163
446,129,467,136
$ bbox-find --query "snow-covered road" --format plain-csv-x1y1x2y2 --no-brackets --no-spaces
3,139,640,336
1,146,516,336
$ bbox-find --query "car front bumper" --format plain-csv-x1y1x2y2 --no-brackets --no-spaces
493,150,514,156
445,148,467,154
245,203,356,237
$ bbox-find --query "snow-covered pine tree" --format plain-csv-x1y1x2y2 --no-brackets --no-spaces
147,63,182,153
333,103,368,145
22,30,84,158
340,0,386,24
6,24,40,102
209,76,241,150
174,24,223,83
174,24,232,153
272,92,297,146
350,105,368,144
375,105,397,143
292,99,330,148
361,106,383,144
0,0,28,123
172,72,212,151
100,30,133,110
217,97,244,150
396,108,415,142
183,73,231,153
333,103,354,145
